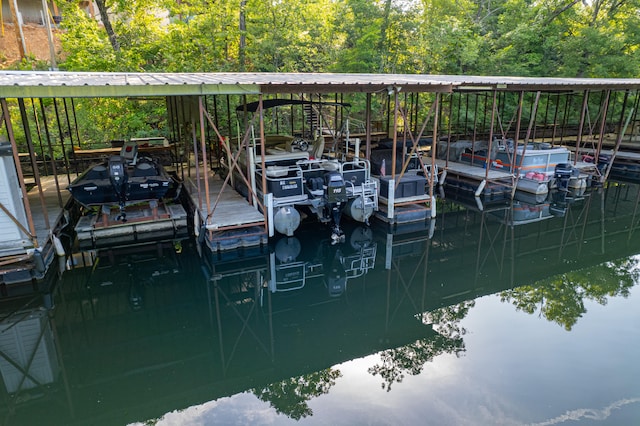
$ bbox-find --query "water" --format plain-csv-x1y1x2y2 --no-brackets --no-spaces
1,183,639,425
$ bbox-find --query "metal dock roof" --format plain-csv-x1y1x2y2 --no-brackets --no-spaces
2,71,640,98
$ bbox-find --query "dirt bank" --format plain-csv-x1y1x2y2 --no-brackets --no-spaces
0,23,63,68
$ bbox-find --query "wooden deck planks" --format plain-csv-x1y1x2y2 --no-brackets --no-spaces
27,175,73,247
435,159,513,180
579,147,640,162
185,171,265,229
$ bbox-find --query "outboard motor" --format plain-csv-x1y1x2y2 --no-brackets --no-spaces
325,171,348,244
322,243,347,297
597,154,612,174
109,155,128,220
554,163,573,192
127,263,144,310
550,189,568,217
324,246,347,297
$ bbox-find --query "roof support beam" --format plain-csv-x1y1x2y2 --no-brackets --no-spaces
0,84,261,99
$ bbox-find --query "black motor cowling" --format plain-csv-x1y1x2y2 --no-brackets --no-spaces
325,171,348,204
325,171,347,243
554,163,573,191
597,154,612,174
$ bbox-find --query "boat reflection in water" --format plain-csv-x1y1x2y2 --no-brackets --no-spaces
0,182,639,424
268,224,377,298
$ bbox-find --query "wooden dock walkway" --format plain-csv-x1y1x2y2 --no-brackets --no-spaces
29,175,74,249
1,176,72,292
435,159,514,181
74,201,188,249
184,171,267,252
185,171,265,230
435,159,514,199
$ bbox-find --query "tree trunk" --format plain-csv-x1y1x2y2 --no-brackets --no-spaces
95,0,120,52
239,0,247,71
8,0,27,59
378,0,392,73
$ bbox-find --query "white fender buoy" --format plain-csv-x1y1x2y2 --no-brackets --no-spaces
194,212,200,237
53,235,66,257
273,206,301,236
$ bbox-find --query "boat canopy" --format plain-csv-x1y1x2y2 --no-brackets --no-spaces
236,99,352,112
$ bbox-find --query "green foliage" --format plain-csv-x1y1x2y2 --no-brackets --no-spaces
500,257,638,330
159,1,240,72
244,0,341,72
42,0,640,143
8,55,52,71
73,98,168,145
253,369,342,420
52,0,640,78
369,301,472,392
58,3,117,71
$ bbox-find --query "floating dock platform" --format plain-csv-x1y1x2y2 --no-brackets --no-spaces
373,174,435,227
185,172,267,252
374,201,433,226
437,157,596,198
436,159,514,198
74,200,188,249
1,176,70,298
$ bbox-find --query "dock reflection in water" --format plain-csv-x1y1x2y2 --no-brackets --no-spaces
0,183,639,425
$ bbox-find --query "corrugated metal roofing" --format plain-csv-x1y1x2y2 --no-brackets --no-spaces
1,71,640,98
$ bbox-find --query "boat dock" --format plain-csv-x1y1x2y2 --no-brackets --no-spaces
74,200,188,249
375,192,435,226
1,71,640,264
436,157,597,197
435,159,514,198
184,171,267,252
1,176,70,297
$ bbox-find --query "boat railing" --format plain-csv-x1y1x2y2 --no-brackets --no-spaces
422,162,439,186
340,158,371,186
344,179,379,214
344,246,377,279
255,162,307,202
269,261,307,293
363,180,379,210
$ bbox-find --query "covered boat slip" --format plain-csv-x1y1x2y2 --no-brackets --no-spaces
577,145,640,182
435,156,597,197
1,175,70,291
73,201,188,249
435,159,514,195
3,72,640,257
184,171,267,252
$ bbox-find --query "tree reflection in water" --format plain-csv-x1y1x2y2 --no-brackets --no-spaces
500,257,639,330
252,369,342,420
368,301,474,392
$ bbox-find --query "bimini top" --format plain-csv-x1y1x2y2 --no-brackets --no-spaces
2,71,640,98
235,99,352,112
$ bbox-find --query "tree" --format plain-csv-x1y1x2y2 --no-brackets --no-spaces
253,369,342,420
369,301,473,392
243,0,341,72
478,0,640,77
95,0,120,52
500,258,638,330
332,0,384,73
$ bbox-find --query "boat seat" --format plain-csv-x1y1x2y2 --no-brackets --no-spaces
85,165,108,180
133,161,157,177
320,160,339,171
265,165,291,178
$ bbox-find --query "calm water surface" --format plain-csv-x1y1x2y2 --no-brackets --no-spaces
1,183,639,425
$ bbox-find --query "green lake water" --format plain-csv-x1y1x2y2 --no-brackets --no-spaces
1,182,639,425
